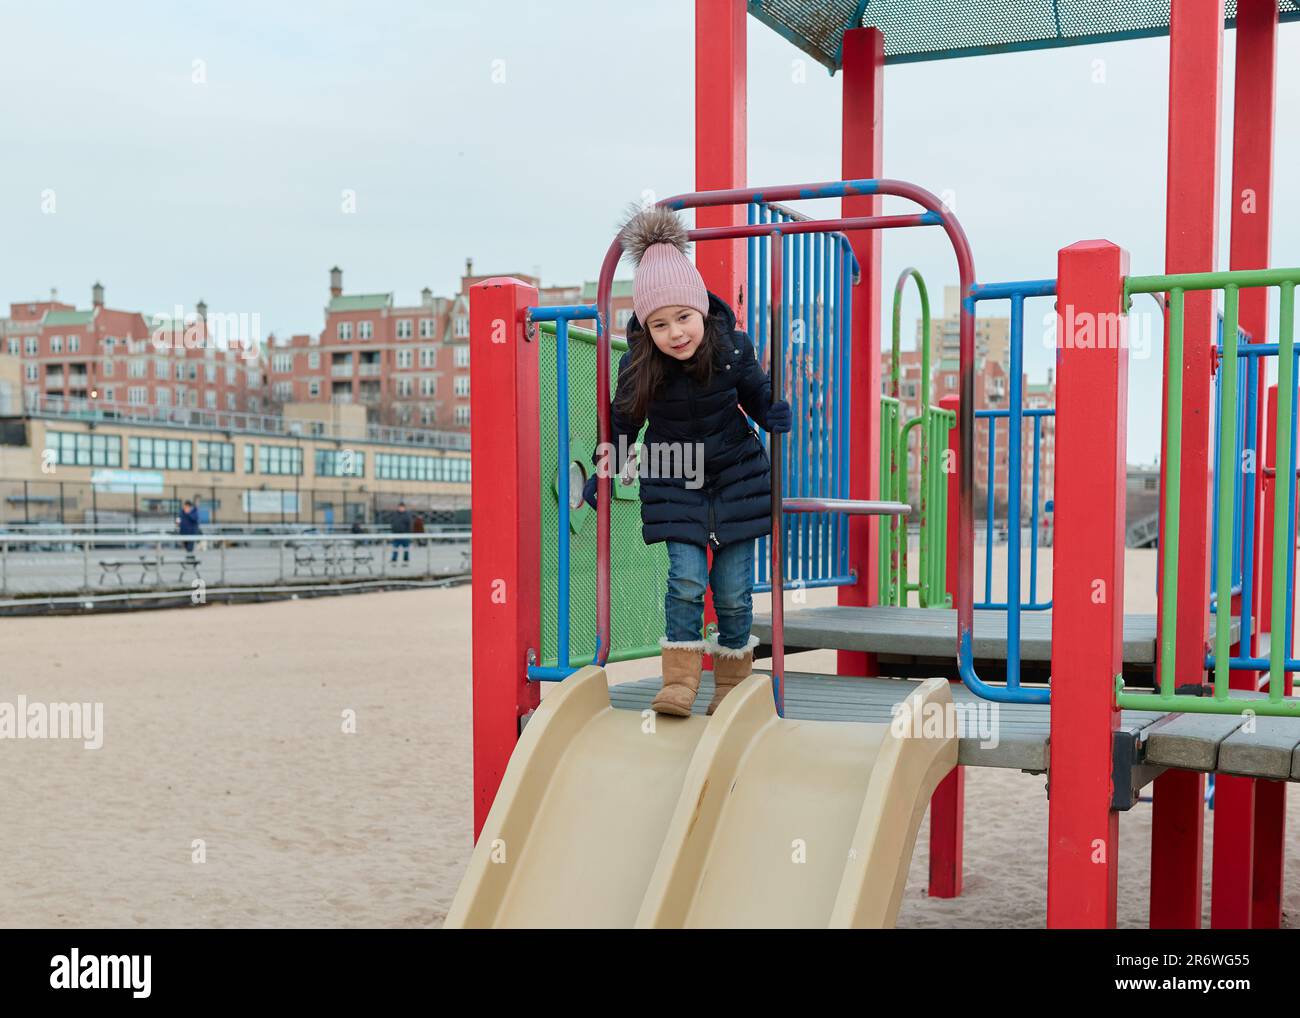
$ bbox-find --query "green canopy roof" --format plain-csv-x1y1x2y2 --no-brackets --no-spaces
748,0,1300,70
43,310,95,326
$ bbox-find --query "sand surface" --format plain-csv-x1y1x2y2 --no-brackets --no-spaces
2,547,1299,928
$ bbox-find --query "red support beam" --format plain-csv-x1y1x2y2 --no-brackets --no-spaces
694,0,747,312
469,278,542,840
928,393,964,898
1212,0,1280,929
1046,239,1128,929
695,0,747,664
838,26,885,679
1254,386,1293,925
1150,0,1224,929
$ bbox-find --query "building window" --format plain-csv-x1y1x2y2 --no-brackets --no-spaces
68,336,80,353
129,436,192,470
338,322,353,340
616,309,632,330
420,377,435,397
197,440,235,472
454,346,469,368
205,391,216,409
273,381,293,401
244,444,255,473
420,407,434,426
315,449,366,477
128,387,147,405
45,430,122,467
25,364,37,382
455,405,470,427
308,380,320,398
226,393,237,411
128,360,145,378
24,337,38,355
51,335,63,353
454,316,468,338
420,318,434,339
359,321,373,340
397,319,412,339
396,377,412,397
6,338,18,356
420,347,436,368
308,352,320,369
258,445,303,476
376,452,470,483
103,359,115,376
155,359,168,379
396,349,412,369
156,389,172,407
225,366,236,384
272,353,293,374
454,376,469,397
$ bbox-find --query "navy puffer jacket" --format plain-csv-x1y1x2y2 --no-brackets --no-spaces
595,291,775,551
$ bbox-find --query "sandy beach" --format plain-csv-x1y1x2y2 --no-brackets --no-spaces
2,547,1299,928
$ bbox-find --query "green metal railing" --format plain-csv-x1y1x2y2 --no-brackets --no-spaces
879,268,953,607
1117,267,1300,716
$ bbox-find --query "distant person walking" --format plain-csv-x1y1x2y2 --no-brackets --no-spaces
178,499,201,554
390,502,412,565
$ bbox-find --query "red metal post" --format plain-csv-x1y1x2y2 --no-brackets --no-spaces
1255,385,1290,925
469,278,542,840
838,26,885,678
694,0,746,664
1150,0,1223,929
929,393,964,898
1212,0,1279,929
1046,240,1128,929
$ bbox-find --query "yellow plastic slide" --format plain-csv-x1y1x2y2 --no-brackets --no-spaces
445,667,956,928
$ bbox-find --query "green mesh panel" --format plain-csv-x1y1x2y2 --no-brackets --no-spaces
539,322,669,669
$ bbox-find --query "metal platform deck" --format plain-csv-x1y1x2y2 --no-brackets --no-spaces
609,672,1300,807
748,606,1237,676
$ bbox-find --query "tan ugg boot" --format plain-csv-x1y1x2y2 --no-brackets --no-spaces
705,634,760,715
652,638,706,716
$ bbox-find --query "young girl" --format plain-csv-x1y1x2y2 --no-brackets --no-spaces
583,205,790,717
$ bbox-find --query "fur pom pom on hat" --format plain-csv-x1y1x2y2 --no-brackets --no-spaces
618,204,709,327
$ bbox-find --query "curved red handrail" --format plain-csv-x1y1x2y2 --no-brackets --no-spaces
591,180,976,672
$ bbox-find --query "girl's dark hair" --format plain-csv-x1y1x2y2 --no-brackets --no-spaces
614,307,728,423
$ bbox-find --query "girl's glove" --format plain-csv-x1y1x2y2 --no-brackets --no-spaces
765,400,791,434
582,474,600,510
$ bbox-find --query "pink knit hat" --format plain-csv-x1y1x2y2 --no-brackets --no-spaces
618,205,709,325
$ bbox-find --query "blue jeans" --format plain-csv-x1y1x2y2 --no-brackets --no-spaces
664,539,755,651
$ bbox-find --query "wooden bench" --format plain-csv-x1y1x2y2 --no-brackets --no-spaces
138,555,202,584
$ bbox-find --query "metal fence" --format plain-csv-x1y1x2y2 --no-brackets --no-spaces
0,531,470,599
0,478,470,529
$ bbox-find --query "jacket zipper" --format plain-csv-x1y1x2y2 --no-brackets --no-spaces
707,486,719,549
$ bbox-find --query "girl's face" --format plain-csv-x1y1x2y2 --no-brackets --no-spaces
645,305,705,361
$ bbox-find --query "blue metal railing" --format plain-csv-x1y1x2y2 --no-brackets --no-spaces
958,277,1057,704
524,303,599,682
746,200,860,594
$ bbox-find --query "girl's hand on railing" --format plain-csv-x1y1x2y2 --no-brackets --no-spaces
582,474,600,510
765,400,791,434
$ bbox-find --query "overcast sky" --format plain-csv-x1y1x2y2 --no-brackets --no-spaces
3,1,1298,462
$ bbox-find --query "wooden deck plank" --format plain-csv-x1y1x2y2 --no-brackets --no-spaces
1141,712,1251,772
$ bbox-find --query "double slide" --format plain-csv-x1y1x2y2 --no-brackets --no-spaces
445,667,956,928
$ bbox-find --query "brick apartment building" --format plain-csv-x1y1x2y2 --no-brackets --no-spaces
883,283,1056,524
0,285,260,417
265,263,636,430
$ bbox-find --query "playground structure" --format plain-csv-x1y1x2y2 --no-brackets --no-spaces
455,2,1300,928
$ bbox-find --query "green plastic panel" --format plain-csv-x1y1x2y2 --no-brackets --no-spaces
538,322,670,669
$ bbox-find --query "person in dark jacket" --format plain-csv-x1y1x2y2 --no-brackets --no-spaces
390,502,412,564
583,204,791,717
177,499,201,553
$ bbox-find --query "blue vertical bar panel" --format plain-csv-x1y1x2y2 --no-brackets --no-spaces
1006,294,1024,685
985,415,996,603
839,241,852,580
783,213,794,587
1030,414,1042,606
799,224,811,582
813,230,825,579
1239,359,1258,653
555,316,572,670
